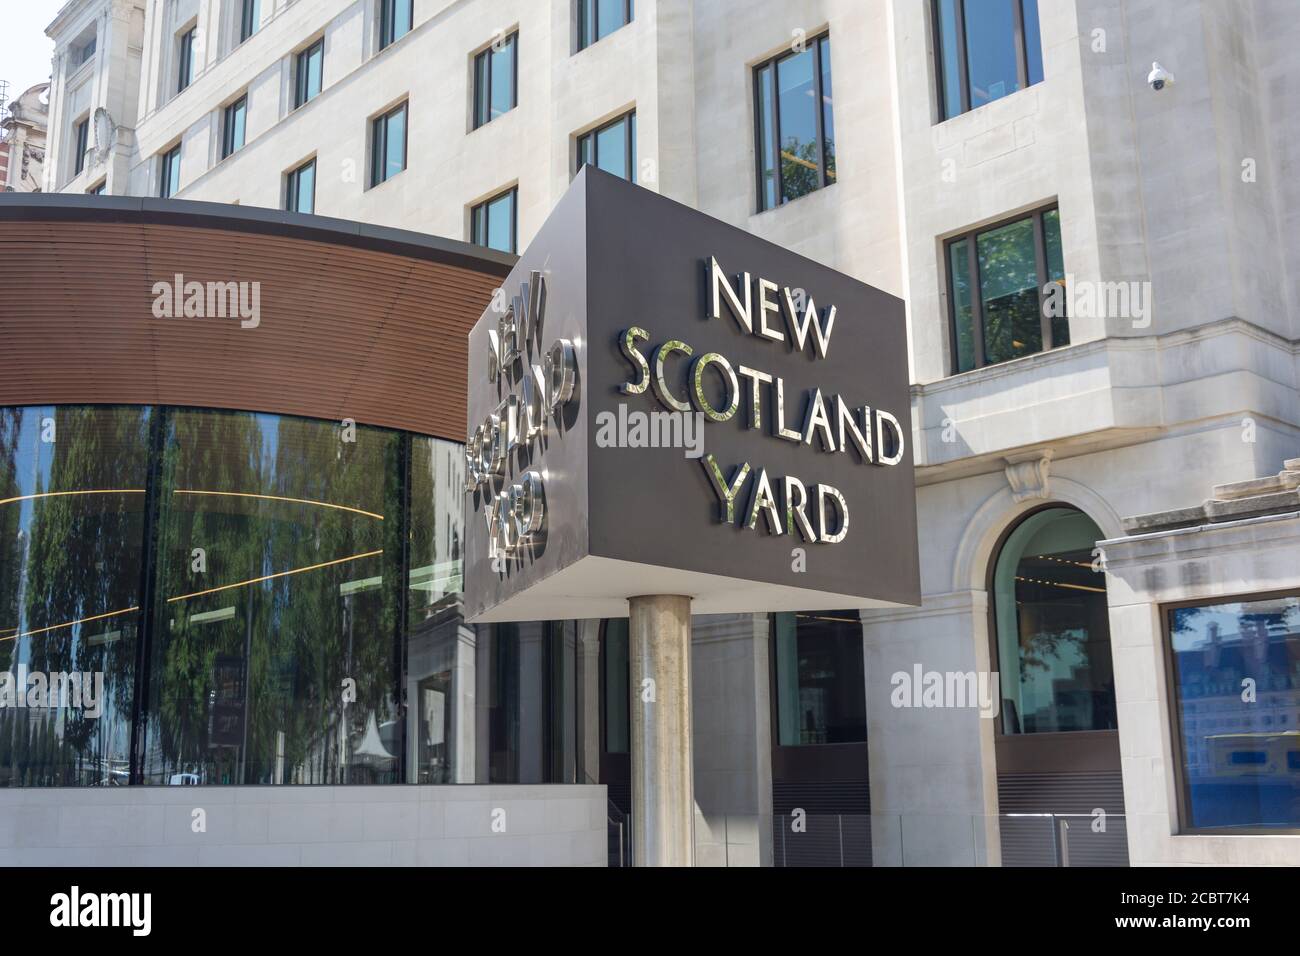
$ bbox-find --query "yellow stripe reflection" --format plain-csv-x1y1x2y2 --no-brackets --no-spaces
0,606,140,644
0,489,144,508
172,490,384,521
167,549,384,603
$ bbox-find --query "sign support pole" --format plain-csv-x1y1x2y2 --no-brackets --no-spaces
629,594,694,866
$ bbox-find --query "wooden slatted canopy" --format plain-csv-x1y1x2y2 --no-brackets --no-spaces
0,195,515,440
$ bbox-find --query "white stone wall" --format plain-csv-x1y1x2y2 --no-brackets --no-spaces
0,784,609,866
1101,513,1300,865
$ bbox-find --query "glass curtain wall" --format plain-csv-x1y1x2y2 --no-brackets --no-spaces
0,406,150,787
0,404,607,788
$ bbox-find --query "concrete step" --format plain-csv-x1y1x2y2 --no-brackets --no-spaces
1286,457,1300,474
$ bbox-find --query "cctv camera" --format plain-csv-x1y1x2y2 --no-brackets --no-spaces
1147,61,1175,91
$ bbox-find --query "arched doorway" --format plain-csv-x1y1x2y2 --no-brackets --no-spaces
988,505,1128,865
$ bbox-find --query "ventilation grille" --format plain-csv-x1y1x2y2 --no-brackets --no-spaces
997,771,1129,867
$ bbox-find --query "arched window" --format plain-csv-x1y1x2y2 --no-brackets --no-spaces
992,507,1116,734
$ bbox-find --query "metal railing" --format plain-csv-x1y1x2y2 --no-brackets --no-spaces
762,812,1128,867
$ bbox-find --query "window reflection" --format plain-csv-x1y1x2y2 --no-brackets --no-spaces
0,406,150,787
993,507,1115,734
754,35,835,210
773,611,867,745
141,410,402,785
1169,595,1300,830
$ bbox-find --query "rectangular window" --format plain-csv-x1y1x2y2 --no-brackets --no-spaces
239,0,261,43
295,38,324,108
772,611,868,746
159,145,181,198
177,27,197,93
1167,593,1300,832
379,0,413,50
577,0,633,51
285,158,316,214
221,95,247,159
73,117,89,175
754,33,835,211
934,0,1044,120
76,36,97,66
472,32,517,129
944,205,1066,373
88,180,106,195
369,102,407,187
470,186,517,253
576,111,635,182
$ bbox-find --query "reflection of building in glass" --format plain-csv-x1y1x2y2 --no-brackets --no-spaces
1168,597,1300,830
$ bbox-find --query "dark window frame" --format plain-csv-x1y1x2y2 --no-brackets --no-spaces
932,0,1041,122
369,101,409,188
470,186,518,254
158,145,181,198
239,0,260,43
73,117,89,175
1161,588,1300,836
575,110,636,182
943,203,1065,375
177,26,197,94
576,0,634,52
295,37,325,108
752,32,835,212
221,94,247,160
285,157,316,213
767,611,870,748
379,0,414,51
472,31,519,130
76,35,97,67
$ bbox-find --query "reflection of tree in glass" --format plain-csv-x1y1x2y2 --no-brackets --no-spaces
977,220,1041,364
2,407,149,785
780,138,827,203
148,410,400,785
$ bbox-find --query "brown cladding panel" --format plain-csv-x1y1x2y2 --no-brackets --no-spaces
0,211,509,440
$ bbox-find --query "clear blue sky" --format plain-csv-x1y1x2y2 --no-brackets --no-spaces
0,1,64,103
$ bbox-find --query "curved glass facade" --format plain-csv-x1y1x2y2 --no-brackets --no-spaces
0,404,594,788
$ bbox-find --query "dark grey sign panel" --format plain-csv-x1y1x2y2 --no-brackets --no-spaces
465,167,918,622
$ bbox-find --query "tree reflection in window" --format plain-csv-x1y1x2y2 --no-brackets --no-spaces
141,409,403,785
0,406,150,787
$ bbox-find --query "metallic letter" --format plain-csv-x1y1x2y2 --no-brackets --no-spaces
619,327,651,395
690,352,739,423
737,365,772,430
782,287,835,358
772,377,802,442
745,468,784,534
757,278,785,342
701,454,750,524
708,256,752,334
783,476,816,541
801,388,836,451
875,408,906,466
545,338,577,410
652,340,694,413
837,398,873,463
814,484,849,544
